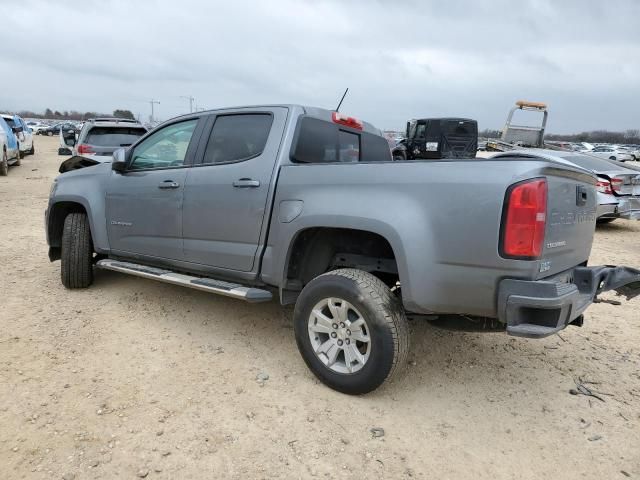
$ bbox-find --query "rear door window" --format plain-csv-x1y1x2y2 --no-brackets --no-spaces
201,114,273,164
85,127,147,147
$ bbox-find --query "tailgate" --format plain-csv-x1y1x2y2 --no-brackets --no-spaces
538,170,597,279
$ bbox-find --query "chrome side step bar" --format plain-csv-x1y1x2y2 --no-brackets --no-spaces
96,259,272,303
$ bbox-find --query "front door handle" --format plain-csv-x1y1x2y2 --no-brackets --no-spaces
233,178,260,188
158,180,180,189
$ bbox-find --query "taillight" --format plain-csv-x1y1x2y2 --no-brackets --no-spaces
77,144,95,155
610,178,623,193
596,180,612,194
332,112,363,130
501,178,547,259
596,178,622,194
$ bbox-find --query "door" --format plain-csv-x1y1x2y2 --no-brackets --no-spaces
105,118,200,260
182,108,287,271
17,117,33,151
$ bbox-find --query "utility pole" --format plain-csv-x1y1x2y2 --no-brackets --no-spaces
149,99,160,124
180,95,195,113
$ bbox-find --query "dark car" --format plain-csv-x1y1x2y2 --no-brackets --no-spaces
41,123,78,137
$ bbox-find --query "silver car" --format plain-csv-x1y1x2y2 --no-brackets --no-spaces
494,150,640,223
71,118,147,162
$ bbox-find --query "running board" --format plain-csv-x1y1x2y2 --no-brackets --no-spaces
96,259,272,303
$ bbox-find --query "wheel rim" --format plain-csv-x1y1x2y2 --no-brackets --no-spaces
307,297,371,374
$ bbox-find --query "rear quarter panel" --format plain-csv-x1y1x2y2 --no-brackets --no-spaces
263,160,597,317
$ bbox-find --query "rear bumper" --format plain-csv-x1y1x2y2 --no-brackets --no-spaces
498,266,640,338
596,197,640,220
596,201,618,219
618,197,640,220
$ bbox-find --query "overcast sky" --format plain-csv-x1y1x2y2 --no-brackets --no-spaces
1,0,639,133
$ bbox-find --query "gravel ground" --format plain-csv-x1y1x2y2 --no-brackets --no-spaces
1,136,639,479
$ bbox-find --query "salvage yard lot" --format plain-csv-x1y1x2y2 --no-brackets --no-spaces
1,136,639,479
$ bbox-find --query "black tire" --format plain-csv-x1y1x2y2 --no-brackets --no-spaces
596,218,616,224
294,268,409,394
392,150,407,161
18,146,24,160
0,149,7,176
609,156,616,161
61,213,94,289
28,143,35,155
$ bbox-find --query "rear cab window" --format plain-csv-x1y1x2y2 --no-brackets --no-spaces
291,116,390,163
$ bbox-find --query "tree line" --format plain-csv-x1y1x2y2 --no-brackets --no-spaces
3,108,136,121
480,128,640,144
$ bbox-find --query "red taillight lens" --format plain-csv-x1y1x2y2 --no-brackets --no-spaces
596,180,612,194
610,177,623,193
502,178,547,259
596,178,622,194
332,112,363,130
77,144,94,155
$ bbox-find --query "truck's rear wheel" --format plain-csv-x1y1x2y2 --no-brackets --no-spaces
294,268,409,394
61,213,94,289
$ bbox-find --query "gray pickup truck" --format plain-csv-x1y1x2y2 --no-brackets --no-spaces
46,105,640,394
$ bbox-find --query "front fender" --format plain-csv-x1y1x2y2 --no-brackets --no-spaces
48,164,111,252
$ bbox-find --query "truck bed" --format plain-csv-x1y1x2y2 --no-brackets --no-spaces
266,156,597,318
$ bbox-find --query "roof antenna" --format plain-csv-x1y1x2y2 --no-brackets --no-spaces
335,88,349,112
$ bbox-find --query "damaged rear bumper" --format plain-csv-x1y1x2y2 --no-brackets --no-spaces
498,266,640,338
618,197,640,220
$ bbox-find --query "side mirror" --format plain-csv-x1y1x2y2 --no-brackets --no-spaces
405,121,410,139
12,126,23,134
112,148,128,173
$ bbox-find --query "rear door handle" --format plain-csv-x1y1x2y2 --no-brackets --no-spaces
158,180,180,189
233,178,260,188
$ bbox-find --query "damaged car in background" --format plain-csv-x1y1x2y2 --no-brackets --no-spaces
493,150,640,223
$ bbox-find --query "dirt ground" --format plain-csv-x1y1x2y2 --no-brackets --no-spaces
1,136,639,479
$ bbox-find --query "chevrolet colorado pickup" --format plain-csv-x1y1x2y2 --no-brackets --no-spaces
46,105,640,394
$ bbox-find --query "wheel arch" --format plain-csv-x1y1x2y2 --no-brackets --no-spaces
47,200,93,260
280,224,407,304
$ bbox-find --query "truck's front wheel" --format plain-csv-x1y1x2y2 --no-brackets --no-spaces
61,213,94,289
294,269,409,394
